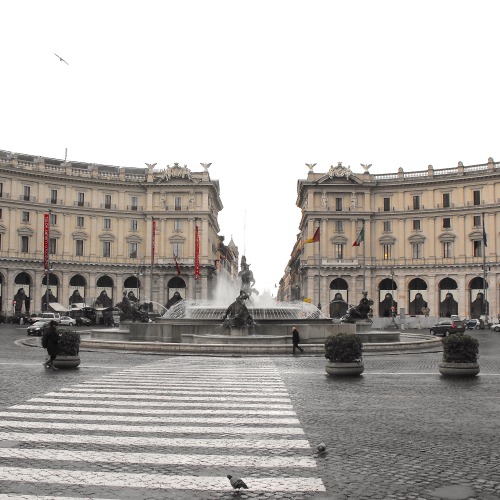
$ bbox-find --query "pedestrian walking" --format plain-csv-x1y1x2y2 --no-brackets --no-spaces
42,320,59,370
292,326,304,354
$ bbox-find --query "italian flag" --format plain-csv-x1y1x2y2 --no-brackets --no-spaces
353,226,364,247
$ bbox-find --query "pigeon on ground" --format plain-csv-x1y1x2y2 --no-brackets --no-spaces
317,442,327,454
227,474,249,492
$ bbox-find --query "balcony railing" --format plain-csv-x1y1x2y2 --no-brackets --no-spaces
46,198,64,205
321,258,359,266
19,195,37,202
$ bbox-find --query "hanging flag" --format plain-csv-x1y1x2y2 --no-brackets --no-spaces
482,213,487,247
353,226,365,247
195,225,200,280
305,227,320,244
43,213,50,272
174,254,181,275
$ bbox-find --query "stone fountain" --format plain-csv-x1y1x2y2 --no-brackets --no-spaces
90,255,401,351
127,255,352,345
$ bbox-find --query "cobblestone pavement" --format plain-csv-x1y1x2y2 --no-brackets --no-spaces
0,325,499,500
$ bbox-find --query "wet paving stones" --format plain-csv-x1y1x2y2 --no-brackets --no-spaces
0,325,499,499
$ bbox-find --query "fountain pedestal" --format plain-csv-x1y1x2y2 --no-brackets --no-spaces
355,321,373,333
228,327,255,337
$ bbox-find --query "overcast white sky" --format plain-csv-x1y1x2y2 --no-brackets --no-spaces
1,1,499,294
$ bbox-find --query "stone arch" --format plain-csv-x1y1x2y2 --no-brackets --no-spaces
469,276,488,319
378,278,398,317
408,278,428,315
329,278,349,319
124,275,141,303
438,278,458,317
14,272,33,314
69,274,87,306
41,273,60,311
95,275,114,308
167,276,186,305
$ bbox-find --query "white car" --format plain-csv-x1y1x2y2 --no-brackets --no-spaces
490,322,500,332
58,316,75,326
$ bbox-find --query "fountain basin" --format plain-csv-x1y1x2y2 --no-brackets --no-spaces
183,334,290,345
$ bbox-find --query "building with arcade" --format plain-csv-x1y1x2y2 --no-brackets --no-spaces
0,150,238,317
279,159,500,321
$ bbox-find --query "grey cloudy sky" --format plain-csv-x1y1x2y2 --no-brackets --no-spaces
1,1,499,294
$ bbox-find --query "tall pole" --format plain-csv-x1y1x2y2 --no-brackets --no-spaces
44,210,51,312
150,217,155,302
317,218,321,311
390,266,397,328
362,219,366,293
194,218,198,301
482,212,487,320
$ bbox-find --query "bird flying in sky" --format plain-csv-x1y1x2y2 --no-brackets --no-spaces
54,53,69,65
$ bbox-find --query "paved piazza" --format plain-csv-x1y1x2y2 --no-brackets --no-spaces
0,325,499,499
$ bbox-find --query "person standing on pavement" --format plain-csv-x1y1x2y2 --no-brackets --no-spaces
292,326,304,354
42,320,59,370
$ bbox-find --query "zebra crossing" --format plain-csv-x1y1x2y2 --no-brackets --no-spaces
0,358,325,498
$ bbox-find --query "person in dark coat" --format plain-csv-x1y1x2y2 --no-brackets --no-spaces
42,320,60,370
292,326,304,354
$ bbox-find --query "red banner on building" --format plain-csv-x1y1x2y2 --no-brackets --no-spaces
151,219,157,266
195,225,200,280
43,213,50,272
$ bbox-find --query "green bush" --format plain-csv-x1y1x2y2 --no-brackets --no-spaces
442,334,478,363
325,333,363,362
57,328,80,356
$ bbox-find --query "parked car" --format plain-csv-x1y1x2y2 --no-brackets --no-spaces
429,320,466,337
466,319,485,330
27,320,50,336
490,322,500,332
28,312,61,324
75,316,92,326
58,316,75,326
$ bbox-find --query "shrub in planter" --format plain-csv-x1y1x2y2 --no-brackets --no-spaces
325,333,363,362
56,328,80,356
439,333,479,377
442,334,478,363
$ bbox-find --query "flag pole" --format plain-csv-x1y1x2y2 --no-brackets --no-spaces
362,219,366,293
44,210,51,312
317,219,321,311
150,217,155,302
482,212,487,320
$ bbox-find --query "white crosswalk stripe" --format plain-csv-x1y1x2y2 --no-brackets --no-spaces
0,358,325,497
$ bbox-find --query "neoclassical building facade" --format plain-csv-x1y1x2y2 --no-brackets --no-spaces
0,150,238,315
279,159,500,321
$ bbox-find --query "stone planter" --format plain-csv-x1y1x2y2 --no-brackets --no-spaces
53,355,81,370
325,360,364,377
438,362,479,377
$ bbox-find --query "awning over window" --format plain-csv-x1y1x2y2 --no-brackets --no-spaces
49,302,70,312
